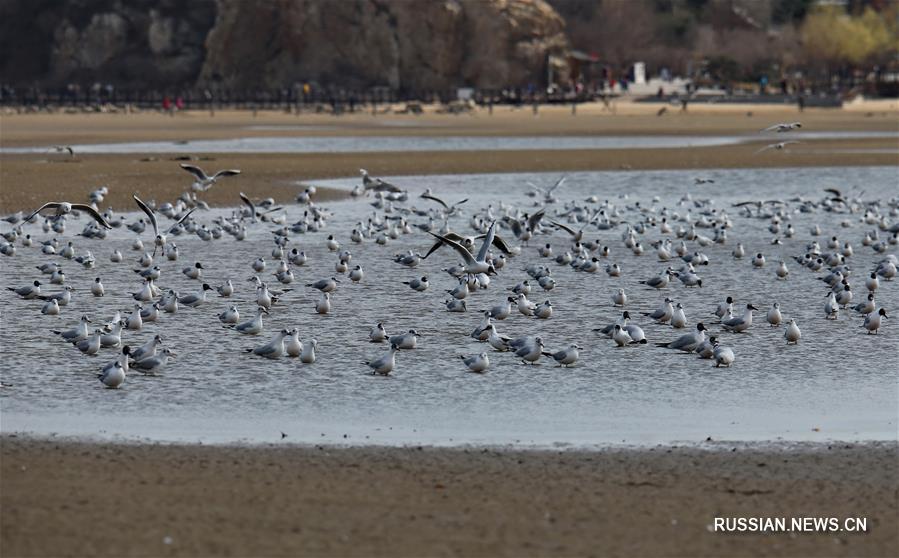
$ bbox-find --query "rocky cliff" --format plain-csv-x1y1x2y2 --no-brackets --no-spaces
0,0,568,92
0,0,216,88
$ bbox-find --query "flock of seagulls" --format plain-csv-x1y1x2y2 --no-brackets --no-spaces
1,123,896,390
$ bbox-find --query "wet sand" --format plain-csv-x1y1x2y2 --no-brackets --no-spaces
1,103,898,212
1,437,896,557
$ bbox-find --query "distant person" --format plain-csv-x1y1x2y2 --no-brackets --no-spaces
657,86,664,98
797,94,805,113
162,95,171,112
175,96,184,111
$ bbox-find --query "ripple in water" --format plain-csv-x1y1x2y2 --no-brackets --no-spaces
1,166,896,447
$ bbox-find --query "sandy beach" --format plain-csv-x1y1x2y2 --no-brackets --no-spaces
1,103,896,213
1,437,896,557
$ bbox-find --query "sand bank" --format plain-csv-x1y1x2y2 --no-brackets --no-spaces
1,437,896,557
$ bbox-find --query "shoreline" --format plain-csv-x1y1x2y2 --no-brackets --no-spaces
2,143,897,213
2,105,896,213
2,435,896,557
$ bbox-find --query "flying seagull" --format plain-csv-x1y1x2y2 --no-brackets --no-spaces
133,194,195,256
50,145,75,157
420,189,468,213
761,122,802,133
180,163,241,192
428,221,500,276
754,141,800,155
26,202,111,229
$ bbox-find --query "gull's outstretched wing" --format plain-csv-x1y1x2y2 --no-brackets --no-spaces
549,220,576,237
527,209,546,231
239,192,257,221
212,169,241,180
420,192,449,209
180,164,209,182
132,194,159,237
547,175,567,194
25,202,62,222
166,208,196,234
476,221,497,263
71,204,113,229
428,232,477,266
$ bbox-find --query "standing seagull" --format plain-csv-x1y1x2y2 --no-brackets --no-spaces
132,194,195,256
180,163,241,191
366,344,399,375
25,202,111,229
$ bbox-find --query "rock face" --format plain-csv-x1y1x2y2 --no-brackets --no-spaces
200,0,568,91
0,0,217,88
0,0,567,92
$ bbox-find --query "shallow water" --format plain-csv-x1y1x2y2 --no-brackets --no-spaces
1,167,897,447
2,130,896,154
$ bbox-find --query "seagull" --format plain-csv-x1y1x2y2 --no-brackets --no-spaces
766,303,782,326
25,202,111,229
369,323,389,343
131,348,175,374
761,122,802,133
784,319,801,344
365,344,399,375
8,280,41,299
526,175,566,202
643,298,674,323
178,284,212,307
460,352,490,373
218,305,240,324
542,344,580,367
40,299,60,315
640,269,674,289
754,141,800,155
403,276,429,292
656,323,707,352
239,193,282,223
285,329,302,357
306,277,339,293
420,189,468,213
485,324,512,351
227,307,269,334
130,335,162,362
51,315,91,342
180,163,241,191
510,336,544,364
300,339,317,364
132,194,195,256
98,361,126,388
612,324,632,347
388,330,420,349
246,329,289,359
506,209,546,245
722,304,758,332
51,145,75,157
73,330,103,355
360,169,402,193
712,340,735,367
862,308,888,334
428,221,500,276
315,292,331,314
